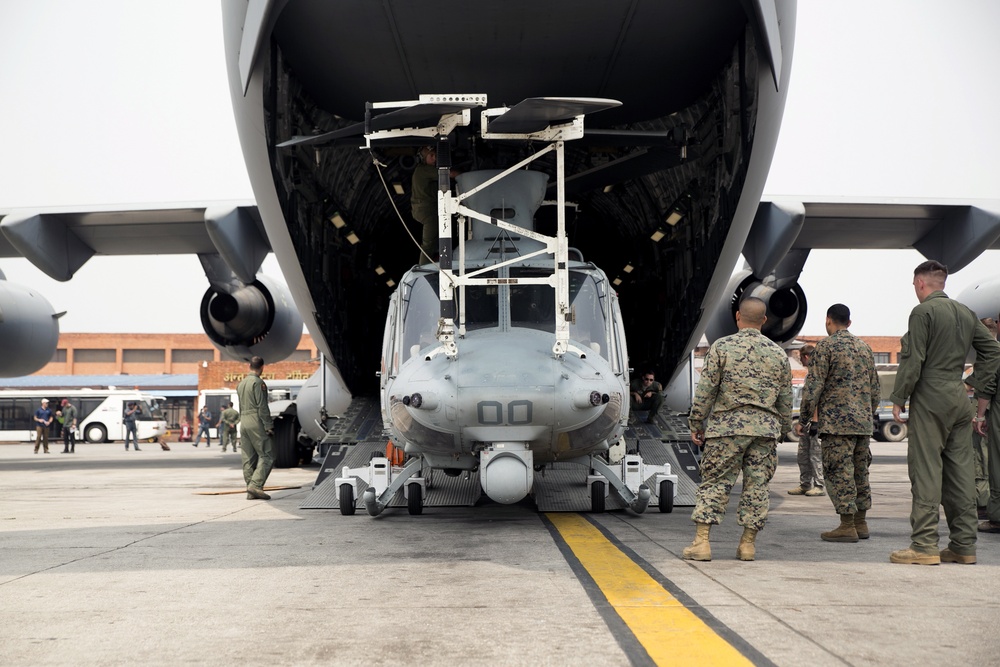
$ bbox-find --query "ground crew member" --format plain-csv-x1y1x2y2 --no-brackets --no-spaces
795,304,879,543
685,297,792,562
890,260,1000,565
788,344,825,497
629,370,664,423
34,398,53,454
238,356,275,500
972,317,997,521
217,402,240,453
60,398,78,454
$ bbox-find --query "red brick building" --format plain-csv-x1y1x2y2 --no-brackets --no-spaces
37,333,319,376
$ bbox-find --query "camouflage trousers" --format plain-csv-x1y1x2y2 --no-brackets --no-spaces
972,430,989,508
820,434,872,515
796,431,824,490
691,435,777,531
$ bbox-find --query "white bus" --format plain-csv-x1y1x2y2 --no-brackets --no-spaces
0,389,168,444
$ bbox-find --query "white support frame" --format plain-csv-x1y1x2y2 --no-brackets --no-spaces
362,94,594,360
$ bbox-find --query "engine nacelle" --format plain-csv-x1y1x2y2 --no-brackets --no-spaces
200,274,303,362
294,362,353,442
704,270,807,345
958,278,1000,323
0,280,60,377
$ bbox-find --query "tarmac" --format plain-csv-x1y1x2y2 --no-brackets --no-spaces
1,438,998,666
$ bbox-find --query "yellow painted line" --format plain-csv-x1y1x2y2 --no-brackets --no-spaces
547,513,753,666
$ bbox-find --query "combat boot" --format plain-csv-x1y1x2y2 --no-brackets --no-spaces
939,548,976,564
247,486,271,500
736,527,757,561
854,510,869,539
821,514,859,542
682,523,712,561
889,548,940,565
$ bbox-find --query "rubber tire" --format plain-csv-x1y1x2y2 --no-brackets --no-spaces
407,482,423,515
85,423,107,444
272,418,298,468
658,479,674,513
881,420,907,442
591,480,606,513
339,484,356,516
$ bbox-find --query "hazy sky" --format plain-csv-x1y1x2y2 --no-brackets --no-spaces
1,1,999,337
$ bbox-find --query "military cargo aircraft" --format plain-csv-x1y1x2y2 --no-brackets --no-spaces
3,1,1000,511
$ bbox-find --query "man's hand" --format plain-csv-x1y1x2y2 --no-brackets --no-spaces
793,422,805,437
691,430,705,446
892,404,906,423
266,429,274,437
974,416,988,437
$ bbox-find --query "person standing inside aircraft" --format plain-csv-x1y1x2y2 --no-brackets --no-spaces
971,317,997,521
795,304,880,543
889,260,1000,565
60,398,78,454
217,402,240,453
684,297,792,562
788,344,825,497
630,371,664,424
34,398,53,454
123,402,141,451
238,356,275,500
410,145,459,264
192,406,212,448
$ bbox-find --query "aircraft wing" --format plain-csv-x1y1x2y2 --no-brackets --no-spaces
0,200,262,281
753,197,1000,274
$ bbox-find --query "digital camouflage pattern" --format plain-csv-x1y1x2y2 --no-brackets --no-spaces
893,291,1000,555
821,434,872,515
799,329,880,435
691,435,777,530
688,328,792,530
688,328,793,438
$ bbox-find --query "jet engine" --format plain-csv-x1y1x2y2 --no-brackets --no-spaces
704,270,808,346
0,278,60,377
200,274,303,362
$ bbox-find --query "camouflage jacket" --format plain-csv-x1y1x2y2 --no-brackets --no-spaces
892,291,1000,405
799,329,879,435
689,328,792,438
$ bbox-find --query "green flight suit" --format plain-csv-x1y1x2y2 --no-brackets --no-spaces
237,373,274,490
688,328,793,530
891,291,1000,556
219,407,240,452
798,329,880,515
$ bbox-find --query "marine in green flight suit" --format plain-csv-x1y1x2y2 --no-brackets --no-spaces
237,356,275,500
218,402,240,453
890,261,1000,565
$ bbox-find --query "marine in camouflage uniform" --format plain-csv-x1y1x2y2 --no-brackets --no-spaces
684,297,792,562
796,304,880,543
238,357,275,500
789,344,824,496
889,261,1000,565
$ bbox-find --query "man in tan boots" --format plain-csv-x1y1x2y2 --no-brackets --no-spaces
685,297,792,562
795,304,880,543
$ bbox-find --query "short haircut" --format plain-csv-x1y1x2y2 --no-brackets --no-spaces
827,303,851,326
981,317,998,337
914,260,948,283
800,344,815,357
250,356,264,371
738,297,767,325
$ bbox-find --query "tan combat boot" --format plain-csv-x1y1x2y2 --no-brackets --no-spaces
854,509,869,539
821,514,859,542
682,523,712,561
736,527,757,561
